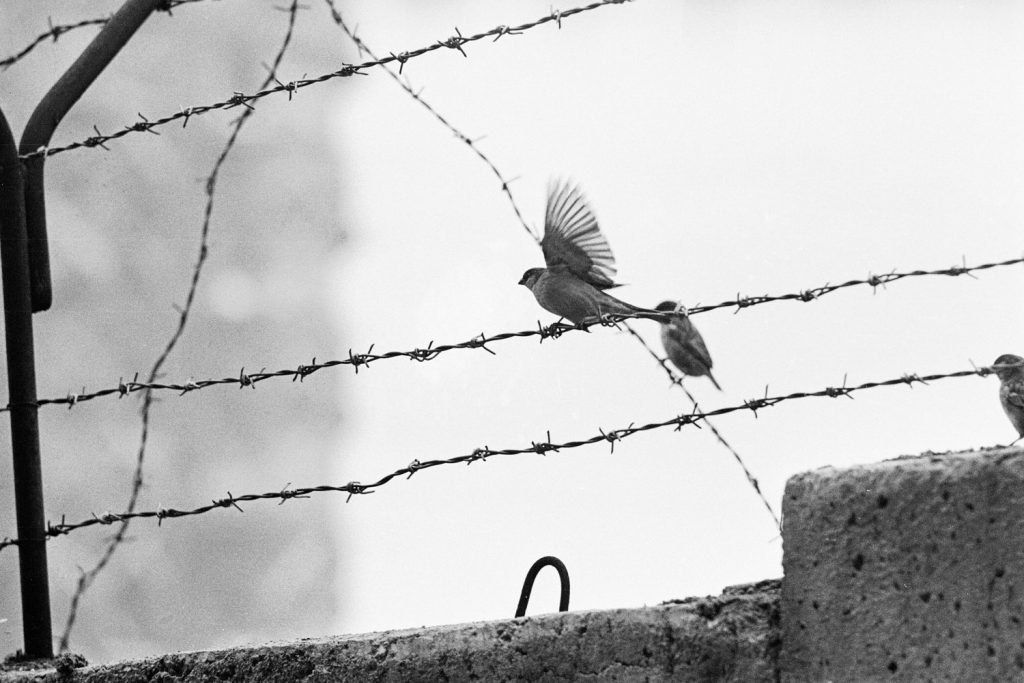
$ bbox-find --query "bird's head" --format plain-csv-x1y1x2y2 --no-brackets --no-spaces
518,268,545,289
655,300,687,316
993,354,1024,381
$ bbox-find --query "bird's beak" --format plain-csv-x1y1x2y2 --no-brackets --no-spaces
517,274,529,286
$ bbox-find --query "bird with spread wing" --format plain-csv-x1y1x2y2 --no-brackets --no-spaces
518,180,665,326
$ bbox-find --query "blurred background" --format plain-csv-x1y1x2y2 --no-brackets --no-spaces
1,0,1022,664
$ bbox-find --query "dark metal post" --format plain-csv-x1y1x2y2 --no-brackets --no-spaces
0,108,52,659
0,0,164,656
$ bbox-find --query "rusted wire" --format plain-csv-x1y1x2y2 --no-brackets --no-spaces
3,255,1019,414
0,361,1001,552
17,0,633,162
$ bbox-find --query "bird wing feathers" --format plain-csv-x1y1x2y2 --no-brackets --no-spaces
541,179,618,289
665,316,713,369
1006,385,1024,410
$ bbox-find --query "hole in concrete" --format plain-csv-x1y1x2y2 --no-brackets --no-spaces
924,654,932,667
887,661,898,673
847,512,857,526
852,554,865,571
954,600,962,612
996,567,1006,578
942,490,950,501
965,502,975,511
877,494,889,508
812,600,820,610
919,592,932,603
988,645,997,657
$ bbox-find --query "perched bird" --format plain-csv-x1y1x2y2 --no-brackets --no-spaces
992,354,1024,445
518,180,665,326
655,301,722,391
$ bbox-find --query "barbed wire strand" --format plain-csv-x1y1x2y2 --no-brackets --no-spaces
17,0,631,162
323,0,540,243
5,255,1020,414
56,0,304,653
623,322,782,531
0,0,212,72
0,362,1004,553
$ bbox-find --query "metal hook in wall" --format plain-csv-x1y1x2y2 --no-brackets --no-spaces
515,556,570,618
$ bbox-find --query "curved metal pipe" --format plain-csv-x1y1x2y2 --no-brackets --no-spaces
19,0,165,312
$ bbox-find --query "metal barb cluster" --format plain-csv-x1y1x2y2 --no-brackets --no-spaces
16,0,630,162
3,255,1019,414
0,362,999,553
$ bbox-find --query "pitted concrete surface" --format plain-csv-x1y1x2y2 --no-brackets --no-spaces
4,580,779,682
781,445,1024,682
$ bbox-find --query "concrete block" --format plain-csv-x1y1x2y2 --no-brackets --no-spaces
4,581,779,682
781,446,1024,681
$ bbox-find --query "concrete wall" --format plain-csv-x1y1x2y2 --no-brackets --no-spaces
5,445,1022,681
781,445,1024,681
3,581,779,682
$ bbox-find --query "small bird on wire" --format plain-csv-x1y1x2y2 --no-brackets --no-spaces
518,180,665,326
992,353,1024,445
655,301,722,391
